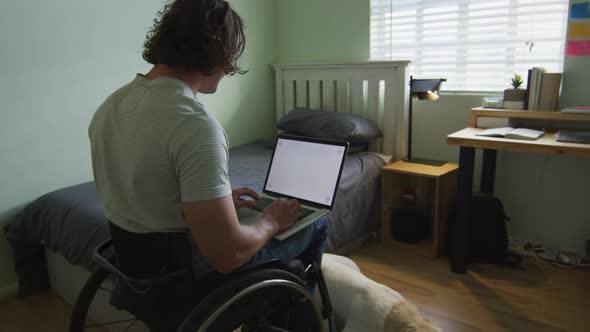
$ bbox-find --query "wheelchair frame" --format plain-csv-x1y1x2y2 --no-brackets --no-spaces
69,240,335,332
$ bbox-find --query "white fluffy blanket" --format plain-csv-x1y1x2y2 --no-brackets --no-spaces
321,254,441,332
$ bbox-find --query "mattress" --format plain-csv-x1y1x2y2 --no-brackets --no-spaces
46,249,149,331
5,140,386,293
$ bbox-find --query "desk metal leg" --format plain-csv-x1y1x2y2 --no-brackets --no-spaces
481,149,497,194
452,146,475,274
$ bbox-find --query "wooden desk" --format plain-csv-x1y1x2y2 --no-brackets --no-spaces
448,127,590,157
446,126,590,274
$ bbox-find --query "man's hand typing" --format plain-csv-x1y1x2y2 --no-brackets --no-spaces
232,187,259,210
263,198,300,232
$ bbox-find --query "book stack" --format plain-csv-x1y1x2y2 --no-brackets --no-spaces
525,67,562,111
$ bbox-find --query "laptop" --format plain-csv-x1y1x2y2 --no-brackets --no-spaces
237,134,349,240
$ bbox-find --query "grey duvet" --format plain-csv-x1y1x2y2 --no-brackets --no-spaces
5,140,384,292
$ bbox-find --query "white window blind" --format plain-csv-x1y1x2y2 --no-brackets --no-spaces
370,0,569,91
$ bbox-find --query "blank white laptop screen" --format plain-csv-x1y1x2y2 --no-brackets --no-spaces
264,137,346,207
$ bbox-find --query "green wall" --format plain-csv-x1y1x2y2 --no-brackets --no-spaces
1,0,588,292
0,0,277,290
201,1,278,146
276,0,369,63
275,0,590,255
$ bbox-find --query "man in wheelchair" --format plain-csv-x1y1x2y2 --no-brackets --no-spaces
82,0,333,331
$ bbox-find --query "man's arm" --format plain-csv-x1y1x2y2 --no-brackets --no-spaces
183,196,299,274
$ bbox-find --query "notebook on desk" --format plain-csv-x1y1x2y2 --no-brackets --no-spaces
476,127,544,141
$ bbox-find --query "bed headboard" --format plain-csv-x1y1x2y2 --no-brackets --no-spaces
273,61,410,160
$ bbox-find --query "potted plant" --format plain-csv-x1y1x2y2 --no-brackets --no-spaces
503,73,526,110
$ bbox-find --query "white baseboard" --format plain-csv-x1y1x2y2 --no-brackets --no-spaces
0,282,19,300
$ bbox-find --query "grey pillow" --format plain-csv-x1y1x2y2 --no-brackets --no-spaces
348,142,369,154
277,108,382,144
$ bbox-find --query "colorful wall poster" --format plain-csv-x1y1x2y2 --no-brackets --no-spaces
567,1,590,56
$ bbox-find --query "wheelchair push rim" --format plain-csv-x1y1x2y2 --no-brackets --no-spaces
176,268,326,332
200,279,324,332
68,267,140,332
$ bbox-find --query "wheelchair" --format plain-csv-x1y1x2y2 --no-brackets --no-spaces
69,239,335,332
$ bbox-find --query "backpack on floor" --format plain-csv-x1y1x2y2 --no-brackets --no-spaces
447,193,522,267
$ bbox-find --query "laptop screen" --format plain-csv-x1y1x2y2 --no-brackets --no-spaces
263,135,348,209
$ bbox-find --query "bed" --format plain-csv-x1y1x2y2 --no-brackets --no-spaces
4,61,409,328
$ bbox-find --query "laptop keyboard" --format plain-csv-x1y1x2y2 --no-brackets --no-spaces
557,130,590,144
247,197,316,220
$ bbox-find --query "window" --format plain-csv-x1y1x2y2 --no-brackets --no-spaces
370,0,569,91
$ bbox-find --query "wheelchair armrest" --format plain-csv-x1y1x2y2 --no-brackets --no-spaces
231,259,309,286
234,259,283,272
93,239,119,274
93,239,190,290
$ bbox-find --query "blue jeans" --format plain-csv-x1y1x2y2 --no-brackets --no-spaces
246,215,329,268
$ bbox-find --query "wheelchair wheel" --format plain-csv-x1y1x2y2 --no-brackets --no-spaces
69,267,140,332
178,269,325,332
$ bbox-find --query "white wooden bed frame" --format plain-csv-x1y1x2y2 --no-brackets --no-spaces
273,61,410,160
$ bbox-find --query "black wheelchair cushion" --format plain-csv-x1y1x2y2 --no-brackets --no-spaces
108,222,192,279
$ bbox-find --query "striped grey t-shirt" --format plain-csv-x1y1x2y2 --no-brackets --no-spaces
89,74,231,233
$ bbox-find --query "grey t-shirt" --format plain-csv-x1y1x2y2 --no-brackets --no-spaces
89,74,232,233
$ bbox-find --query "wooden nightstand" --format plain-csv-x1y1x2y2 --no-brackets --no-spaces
380,161,458,257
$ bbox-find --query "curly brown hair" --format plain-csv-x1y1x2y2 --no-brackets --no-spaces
142,0,246,76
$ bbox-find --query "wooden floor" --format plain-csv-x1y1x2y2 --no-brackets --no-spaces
0,290,75,332
349,241,589,332
0,241,588,332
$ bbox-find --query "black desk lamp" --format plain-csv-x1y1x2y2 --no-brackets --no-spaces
406,76,447,166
